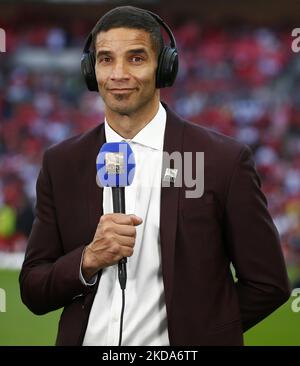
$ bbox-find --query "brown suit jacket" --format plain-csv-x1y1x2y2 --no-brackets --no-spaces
19,103,291,346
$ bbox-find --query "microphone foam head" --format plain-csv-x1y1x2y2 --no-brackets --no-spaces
96,142,136,187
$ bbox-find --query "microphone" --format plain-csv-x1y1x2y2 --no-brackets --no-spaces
96,141,136,290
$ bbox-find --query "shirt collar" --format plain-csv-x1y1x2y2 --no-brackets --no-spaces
104,102,166,151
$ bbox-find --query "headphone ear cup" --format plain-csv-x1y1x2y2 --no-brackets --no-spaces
156,46,178,88
81,51,99,92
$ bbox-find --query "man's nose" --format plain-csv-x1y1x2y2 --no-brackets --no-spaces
110,59,130,80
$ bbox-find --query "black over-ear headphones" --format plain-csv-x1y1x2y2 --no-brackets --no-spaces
81,10,178,91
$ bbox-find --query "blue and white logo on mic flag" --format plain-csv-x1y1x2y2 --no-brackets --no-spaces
96,142,136,187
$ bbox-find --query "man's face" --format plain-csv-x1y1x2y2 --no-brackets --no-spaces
94,27,158,116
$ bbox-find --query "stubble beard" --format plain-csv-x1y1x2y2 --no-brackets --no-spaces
105,89,156,117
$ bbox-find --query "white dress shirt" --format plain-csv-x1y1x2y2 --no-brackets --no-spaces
82,103,170,346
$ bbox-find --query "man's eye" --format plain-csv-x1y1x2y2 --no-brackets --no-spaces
131,56,143,63
99,57,111,63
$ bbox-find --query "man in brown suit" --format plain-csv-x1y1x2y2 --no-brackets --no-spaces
19,6,290,346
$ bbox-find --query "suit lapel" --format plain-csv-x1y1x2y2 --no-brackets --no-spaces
88,123,106,237
160,105,185,310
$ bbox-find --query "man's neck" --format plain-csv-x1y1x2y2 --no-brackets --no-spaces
105,99,160,140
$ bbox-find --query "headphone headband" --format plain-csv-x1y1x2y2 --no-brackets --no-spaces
83,32,93,54
145,10,177,50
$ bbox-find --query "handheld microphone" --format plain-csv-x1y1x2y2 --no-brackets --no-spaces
96,141,136,290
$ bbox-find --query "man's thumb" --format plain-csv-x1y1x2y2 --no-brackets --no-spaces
129,214,143,226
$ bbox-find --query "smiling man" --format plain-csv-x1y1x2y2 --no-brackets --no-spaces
95,27,159,134
20,6,290,346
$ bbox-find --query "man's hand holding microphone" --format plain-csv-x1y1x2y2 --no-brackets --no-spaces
82,213,142,281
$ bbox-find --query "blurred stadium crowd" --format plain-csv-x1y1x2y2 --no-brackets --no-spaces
0,20,300,282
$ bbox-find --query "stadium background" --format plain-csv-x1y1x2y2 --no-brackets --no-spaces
0,0,300,345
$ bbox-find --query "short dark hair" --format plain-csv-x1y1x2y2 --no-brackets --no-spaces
91,6,164,56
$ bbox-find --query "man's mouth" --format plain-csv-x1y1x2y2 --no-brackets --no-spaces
108,88,136,94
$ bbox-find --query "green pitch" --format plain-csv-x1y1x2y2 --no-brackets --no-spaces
0,270,299,346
